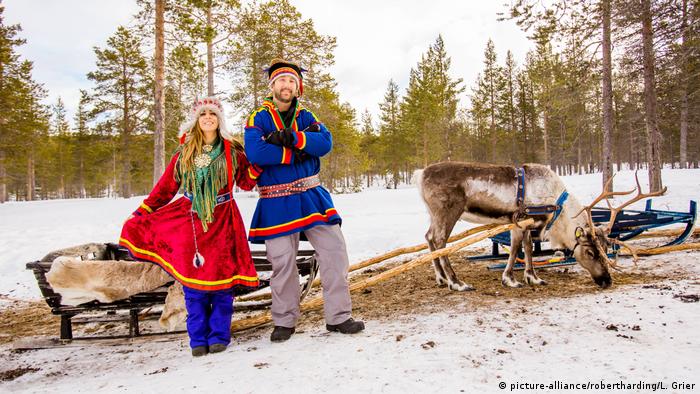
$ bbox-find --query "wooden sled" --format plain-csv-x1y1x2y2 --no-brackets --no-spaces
466,199,697,270
26,243,318,340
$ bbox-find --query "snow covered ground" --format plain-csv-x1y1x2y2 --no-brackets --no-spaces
1,168,699,392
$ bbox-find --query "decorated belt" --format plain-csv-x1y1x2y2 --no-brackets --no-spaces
258,175,320,199
183,191,232,206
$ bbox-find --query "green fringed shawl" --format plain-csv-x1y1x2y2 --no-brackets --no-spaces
175,137,238,232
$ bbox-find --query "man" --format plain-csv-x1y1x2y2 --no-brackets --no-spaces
244,58,364,342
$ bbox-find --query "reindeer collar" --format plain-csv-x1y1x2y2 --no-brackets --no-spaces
514,167,568,230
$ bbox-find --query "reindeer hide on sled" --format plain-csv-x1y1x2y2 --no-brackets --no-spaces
44,244,187,330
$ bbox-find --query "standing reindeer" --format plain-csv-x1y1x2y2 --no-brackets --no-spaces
417,162,665,291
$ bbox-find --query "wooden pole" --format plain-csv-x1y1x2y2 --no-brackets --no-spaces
231,219,533,332
237,223,501,302
618,242,700,256
633,227,699,239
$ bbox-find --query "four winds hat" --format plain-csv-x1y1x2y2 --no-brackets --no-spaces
179,97,234,141
266,58,306,97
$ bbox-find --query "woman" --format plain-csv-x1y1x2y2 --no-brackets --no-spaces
120,97,261,357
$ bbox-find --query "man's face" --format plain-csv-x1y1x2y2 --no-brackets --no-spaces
271,75,298,104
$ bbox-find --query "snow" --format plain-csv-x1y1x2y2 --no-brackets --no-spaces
1,168,699,392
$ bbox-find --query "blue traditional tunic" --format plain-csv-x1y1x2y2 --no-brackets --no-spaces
244,97,341,243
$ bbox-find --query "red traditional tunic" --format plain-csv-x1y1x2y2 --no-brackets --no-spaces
119,146,262,292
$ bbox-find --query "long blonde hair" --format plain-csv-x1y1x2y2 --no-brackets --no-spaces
178,122,244,176
179,122,205,175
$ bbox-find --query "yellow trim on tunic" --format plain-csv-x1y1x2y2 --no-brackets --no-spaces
250,208,337,232
247,107,266,127
140,203,153,213
119,237,258,286
247,167,259,180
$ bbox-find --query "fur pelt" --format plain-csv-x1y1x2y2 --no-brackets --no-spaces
46,256,173,306
160,282,187,331
41,243,110,263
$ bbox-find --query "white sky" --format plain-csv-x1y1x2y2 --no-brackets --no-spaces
3,0,533,126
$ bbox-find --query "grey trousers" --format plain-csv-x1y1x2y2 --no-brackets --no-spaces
265,224,352,327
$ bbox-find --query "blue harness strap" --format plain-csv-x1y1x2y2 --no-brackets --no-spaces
515,167,568,230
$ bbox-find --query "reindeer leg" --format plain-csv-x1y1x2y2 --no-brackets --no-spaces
502,229,524,288
425,233,448,287
523,230,547,286
432,225,475,291
423,191,474,291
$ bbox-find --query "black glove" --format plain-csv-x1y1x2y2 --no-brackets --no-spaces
293,149,309,163
306,124,320,132
265,128,295,147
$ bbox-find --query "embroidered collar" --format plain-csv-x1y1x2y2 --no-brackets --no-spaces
262,96,303,131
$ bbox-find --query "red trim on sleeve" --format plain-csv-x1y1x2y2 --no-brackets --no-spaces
281,147,292,164
294,131,306,149
248,164,263,180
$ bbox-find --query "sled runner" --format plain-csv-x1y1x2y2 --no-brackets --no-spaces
26,243,318,340
468,199,697,270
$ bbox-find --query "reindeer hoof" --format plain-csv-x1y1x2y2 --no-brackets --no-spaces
435,277,448,287
524,275,547,286
501,278,523,288
448,282,475,292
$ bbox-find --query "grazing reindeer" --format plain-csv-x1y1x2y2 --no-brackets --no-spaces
416,162,665,291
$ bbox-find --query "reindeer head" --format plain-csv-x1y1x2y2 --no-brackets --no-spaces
572,172,667,289
572,225,613,288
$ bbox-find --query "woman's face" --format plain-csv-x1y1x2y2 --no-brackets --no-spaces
198,109,219,134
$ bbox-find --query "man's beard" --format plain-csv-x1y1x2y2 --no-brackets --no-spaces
273,89,293,104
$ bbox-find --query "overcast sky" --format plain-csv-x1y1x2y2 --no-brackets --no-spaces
3,0,533,127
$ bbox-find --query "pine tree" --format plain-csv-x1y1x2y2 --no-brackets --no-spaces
49,97,72,198
400,36,463,167
0,4,25,202
226,0,337,119
87,26,151,197
473,39,502,162
0,5,49,201
499,50,519,164
377,80,404,188
359,110,379,188
166,0,240,96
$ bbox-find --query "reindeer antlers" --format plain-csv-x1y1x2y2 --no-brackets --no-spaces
604,171,668,234
573,171,667,268
573,171,667,234
572,174,636,236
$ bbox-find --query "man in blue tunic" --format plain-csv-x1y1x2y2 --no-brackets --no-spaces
244,59,365,342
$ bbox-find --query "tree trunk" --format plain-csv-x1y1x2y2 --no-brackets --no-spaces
601,0,614,191
542,109,549,166
122,76,132,197
79,157,86,198
153,0,166,185
206,5,215,96
26,153,35,201
679,0,689,169
641,0,663,192
0,149,6,203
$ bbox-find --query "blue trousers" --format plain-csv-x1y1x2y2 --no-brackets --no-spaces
183,287,234,349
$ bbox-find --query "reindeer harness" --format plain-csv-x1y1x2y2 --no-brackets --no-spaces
515,167,569,230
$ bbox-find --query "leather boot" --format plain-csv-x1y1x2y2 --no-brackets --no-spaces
326,318,365,334
270,326,295,342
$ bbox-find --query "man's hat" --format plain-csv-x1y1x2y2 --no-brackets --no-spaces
265,58,306,97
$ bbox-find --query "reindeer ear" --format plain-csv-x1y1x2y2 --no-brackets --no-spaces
575,227,585,239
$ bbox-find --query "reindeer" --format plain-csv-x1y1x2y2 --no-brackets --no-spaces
416,162,665,291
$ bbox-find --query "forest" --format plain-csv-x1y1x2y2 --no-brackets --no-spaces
0,0,698,201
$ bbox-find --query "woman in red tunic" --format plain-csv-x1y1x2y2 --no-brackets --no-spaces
120,97,261,356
